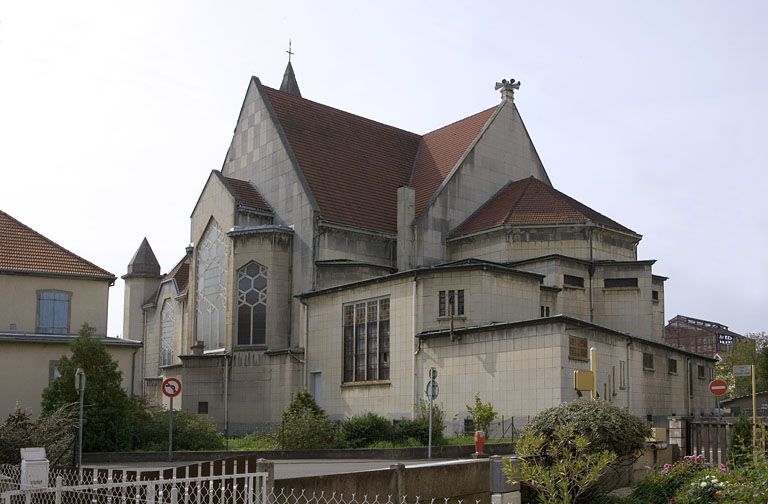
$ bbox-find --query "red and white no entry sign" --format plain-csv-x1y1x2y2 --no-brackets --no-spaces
162,377,182,398
708,379,728,396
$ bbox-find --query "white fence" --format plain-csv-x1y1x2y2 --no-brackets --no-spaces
0,472,268,504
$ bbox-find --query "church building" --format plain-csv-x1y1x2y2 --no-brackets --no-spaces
122,62,715,435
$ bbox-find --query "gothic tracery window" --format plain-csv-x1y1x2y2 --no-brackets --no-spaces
195,219,228,349
237,261,267,346
160,299,175,367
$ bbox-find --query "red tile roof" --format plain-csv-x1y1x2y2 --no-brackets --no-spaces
0,210,115,280
222,176,272,212
451,177,636,237
409,107,496,216
264,87,422,233
143,255,190,307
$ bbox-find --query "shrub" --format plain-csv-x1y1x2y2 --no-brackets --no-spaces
277,389,340,450
719,455,768,503
393,401,446,445
135,409,224,451
466,393,497,435
728,413,753,467
342,413,393,448
630,456,709,504
228,432,279,451
525,399,650,459
0,405,78,465
503,426,616,504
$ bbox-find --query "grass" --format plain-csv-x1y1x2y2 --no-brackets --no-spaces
226,433,279,451
226,433,514,451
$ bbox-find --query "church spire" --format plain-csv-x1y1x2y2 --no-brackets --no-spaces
280,40,302,97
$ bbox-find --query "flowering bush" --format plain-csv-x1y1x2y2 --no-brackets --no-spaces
676,473,727,503
630,456,710,504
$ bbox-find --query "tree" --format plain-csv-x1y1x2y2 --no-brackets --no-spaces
715,332,767,399
41,324,142,452
466,393,497,435
0,405,78,465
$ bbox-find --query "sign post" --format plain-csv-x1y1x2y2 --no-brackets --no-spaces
425,367,438,459
161,377,182,462
733,364,758,459
74,368,85,468
709,378,727,462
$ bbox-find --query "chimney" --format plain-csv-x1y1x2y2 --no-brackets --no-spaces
397,186,415,271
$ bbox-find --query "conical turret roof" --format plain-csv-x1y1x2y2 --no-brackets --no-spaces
279,61,301,97
124,237,161,278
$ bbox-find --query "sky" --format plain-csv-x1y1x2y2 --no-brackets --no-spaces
1,1,766,337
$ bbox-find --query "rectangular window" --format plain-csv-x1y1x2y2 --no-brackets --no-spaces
569,335,589,361
540,306,551,317
643,352,654,371
697,364,705,379
343,297,390,383
438,290,464,317
668,358,678,375
37,290,71,334
652,290,659,301
564,274,585,288
48,360,61,383
198,401,209,414
604,278,638,288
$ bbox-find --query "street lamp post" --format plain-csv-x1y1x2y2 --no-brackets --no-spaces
75,368,86,468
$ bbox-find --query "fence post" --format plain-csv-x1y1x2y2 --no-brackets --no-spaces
389,463,405,503
490,456,521,504
255,459,274,496
171,486,179,504
54,476,62,504
147,482,156,504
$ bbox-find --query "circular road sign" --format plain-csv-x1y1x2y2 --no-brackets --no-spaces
425,380,439,400
162,377,182,398
708,379,728,396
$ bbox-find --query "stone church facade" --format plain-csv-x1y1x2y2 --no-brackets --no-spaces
122,64,715,435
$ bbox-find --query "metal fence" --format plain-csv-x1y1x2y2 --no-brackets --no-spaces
686,416,768,465
269,489,482,504
0,472,268,504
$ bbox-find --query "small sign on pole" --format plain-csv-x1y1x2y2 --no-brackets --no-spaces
708,379,728,396
161,377,182,462
733,365,752,377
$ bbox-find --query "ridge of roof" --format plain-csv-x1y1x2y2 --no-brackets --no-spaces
409,106,498,216
450,176,637,238
0,210,115,281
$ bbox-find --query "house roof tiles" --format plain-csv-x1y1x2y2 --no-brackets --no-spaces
450,176,636,237
221,175,272,212
0,210,115,281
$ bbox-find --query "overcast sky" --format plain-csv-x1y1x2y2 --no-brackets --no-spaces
1,1,766,337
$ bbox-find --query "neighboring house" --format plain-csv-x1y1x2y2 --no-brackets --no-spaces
721,391,768,417
124,63,716,435
664,315,749,358
0,210,141,419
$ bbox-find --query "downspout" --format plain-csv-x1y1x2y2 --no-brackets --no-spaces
299,297,309,389
411,273,420,418
141,310,148,396
223,353,231,440
625,339,632,407
130,347,139,397
588,227,595,322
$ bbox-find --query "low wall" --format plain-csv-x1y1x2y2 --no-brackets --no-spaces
274,460,493,503
82,444,514,464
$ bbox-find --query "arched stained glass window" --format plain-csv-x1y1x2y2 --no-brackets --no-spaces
236,261,267,346
160,299,175,367
195,219,228,349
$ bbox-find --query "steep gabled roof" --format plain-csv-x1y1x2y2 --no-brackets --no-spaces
409,107,497,215
0,210,115,280
450,176,637,238
143,254,190,308
263,87,421,233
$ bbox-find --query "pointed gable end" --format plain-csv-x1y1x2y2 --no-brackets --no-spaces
450,177,637,238
409,106,497,216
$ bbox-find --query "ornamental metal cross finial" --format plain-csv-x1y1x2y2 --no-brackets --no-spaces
495,78,521,102
286,40,294,62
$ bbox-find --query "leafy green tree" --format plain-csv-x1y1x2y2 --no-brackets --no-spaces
716,332,767,399
503,426,616,504
41,324,142,452
466,393,497,434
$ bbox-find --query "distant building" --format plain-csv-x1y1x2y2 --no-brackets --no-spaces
664,315,749,358
0,210,141,419
721,391,768,417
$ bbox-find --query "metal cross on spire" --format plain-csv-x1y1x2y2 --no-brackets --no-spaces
286,40,294,62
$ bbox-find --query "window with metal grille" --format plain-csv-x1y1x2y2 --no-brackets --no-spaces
564,274,585,288
438,289,464,317
604,278,638,288
643,352,654,371
343,297,390,383
37,290,71,334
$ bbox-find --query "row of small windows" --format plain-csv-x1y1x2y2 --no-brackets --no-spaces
438,290,464,317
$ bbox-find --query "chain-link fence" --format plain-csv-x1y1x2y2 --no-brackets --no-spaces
269,489,483,504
